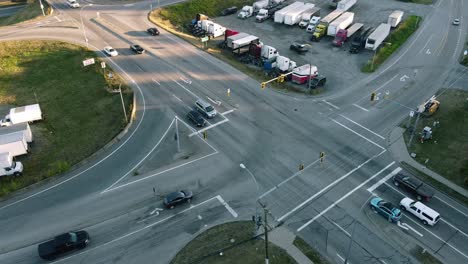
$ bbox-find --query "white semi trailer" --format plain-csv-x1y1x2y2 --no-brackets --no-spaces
0,132,28,157
284,3,315,26
274,1,304,24
327,12,354,36
365,23,391,50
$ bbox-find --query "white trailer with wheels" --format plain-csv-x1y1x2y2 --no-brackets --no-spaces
0,123,33,143
0,132,28,157
0,152,23,177
227,33,249,49
365,23,391,50
284,3,315,26
327,12,354,36
274,1,304,24
337,0,357,11
1,104,42,127
388,10,404,27
232,35,259,50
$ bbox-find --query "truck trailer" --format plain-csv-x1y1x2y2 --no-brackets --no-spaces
337,0,357,11
1,104,42,127
365,23,391,50
0,132,28,157
284,3,315,26
227,33,250,49
327,12,354,36
292,64,318,84
253,0,269,14
388,10,404,27
298,7,321,28
232,35,259,50
274,1,304,24
311,9,344,40
349,26,374,53
0,123,33,143
0,152,23,177
332,22,363,46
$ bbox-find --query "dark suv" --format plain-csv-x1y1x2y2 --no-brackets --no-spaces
147,27,160,36
187,110,206,127
393,173,435,201
290,42,308,53
38,231,90,260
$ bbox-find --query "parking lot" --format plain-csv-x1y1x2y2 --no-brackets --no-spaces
213,0,433,94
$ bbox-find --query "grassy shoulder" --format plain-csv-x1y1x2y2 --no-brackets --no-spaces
362,16,421,73
293,236,330,264
0,0,51,26
402,89,468,190
170,221,297,264
0,40,133,197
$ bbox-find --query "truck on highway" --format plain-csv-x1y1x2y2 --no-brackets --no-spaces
332,22,363,46
238,6,254,19
1,104,42,127
311,9,344,41
365,23,391,50
284,3,315,26
298,7,321,28
337,0,357,11
388,10,404,27
0,152,23,177
38,231,90,260
349,26,373,53
274,1,304,24
327,12,354,36
0,132,28,157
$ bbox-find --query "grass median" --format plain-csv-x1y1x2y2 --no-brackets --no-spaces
0,40,133,197
293,236,330,264
170,221,297,264
362,15,422,73
0,0,51,26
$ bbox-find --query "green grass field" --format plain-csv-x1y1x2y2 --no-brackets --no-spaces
362,16,422,72
170,221,297,264
0,40,133,197
403,89,468,190
0,0,51,26
293,237,330,264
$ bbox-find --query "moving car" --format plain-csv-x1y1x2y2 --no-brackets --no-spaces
67,0,80,8
221,6,238,16
104,46,118,57
195,99,217,118
290,42,309,54
400,197,440,226
130,44,145,54
147,27,160,35
393,173,434,201
187,110,206,127
38,231,90,260
163,190,193,208
370,197,402,222
452,18,460,25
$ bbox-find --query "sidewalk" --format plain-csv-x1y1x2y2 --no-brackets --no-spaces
388,127,468,198
268,226,314,264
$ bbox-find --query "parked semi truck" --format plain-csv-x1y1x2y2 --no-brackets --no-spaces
365,23,391,50
298,7,321,28
274,1,304,24
337,0,357,11
349,26,374,53
388,10,404,27
1,104,42,127
284,3,315,26
311,9,344,41
253,0,269,14
238,6,254,19
332,22,363,46
0,152,23,177
306,16,321,32
327,12,354,36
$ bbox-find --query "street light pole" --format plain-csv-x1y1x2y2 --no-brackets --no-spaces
80,4,93,48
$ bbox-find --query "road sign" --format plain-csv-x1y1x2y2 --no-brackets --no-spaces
200,36,209,42
82,58,95,67
101,62,106,68
410,111,415,117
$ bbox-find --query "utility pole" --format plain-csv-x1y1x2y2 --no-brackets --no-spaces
175,117,180,152
263,204,270,264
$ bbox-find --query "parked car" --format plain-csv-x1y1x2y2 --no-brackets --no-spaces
104,46,118,57
187,110,206,127
393,173,434,201
290,42,309,54
400,197,440,226
163,190,193,208
38,231,90,260
221,6,238,16
452,18,460,25
130,44,145,54
195,99,217,118
147,27,160,35
370,197,402,222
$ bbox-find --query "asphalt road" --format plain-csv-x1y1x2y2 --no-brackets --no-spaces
0,0,467,263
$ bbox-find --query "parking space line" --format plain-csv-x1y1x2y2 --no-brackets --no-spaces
331,119,385,150
297,162,395,232
277,149,387,222
221,109,235,116
189,119,229,137
336,253,347,263
367,167,401,192
339,114,385,140
352,103,369,112
322,99,340,109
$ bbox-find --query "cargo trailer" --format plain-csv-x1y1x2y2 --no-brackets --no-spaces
388,10,404,27
274,1,304,23
327,12,354,36
365,23,391,50
1,104,42,127
284,3,315,26
0,123,33,143
0,132,28,157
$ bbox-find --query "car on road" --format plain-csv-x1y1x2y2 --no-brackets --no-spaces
195,99,217,118
130,44,145,54
38,231,90,260
164,190,193,208
393,173,434,201
400,197,440,226
67,0,80,8
221,6,238,16
290,42,309,54
370,197,402,222
147,27,160,35
452,18,460,25
104,46,118,57
187,110,206,127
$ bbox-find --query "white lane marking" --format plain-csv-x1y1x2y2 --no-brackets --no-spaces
332,221,351,237
206,96,222,106
188,119,229,137
259,158,321,199
0,49,148,211
277,149,387,222
336,253,348,263
54,16,61,22
173,79,198,99
217,195,238,218
397,221,409,230
50,195,229,264
399,75,409,82
441,219,468,239
179,76,192,84
152,78,160,85
149,208,163,216
172,94,183,102
339,114,385,140
297,162,395,232
358,74,399,101
419,34,434,54
102,118,176,193
352,103,369,112
401,222,424,237
331,119,385,150
434,195,468,218
124,4,134,7
322,99,340,109
366,167,402,192
221,109,235,116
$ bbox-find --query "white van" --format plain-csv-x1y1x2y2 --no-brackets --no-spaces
400,197,440,226
67,0,80,8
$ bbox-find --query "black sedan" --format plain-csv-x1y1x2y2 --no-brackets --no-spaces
163,190,193,208
393,173,434,201
38,231,90,260
147,27,160,35
221,6,237,16
290,42,309,53
130,44,145,54
187,110,206,127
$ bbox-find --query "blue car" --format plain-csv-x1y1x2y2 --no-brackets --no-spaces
370,197,402,222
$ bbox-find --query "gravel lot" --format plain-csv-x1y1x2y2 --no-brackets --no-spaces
213,0,432,93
